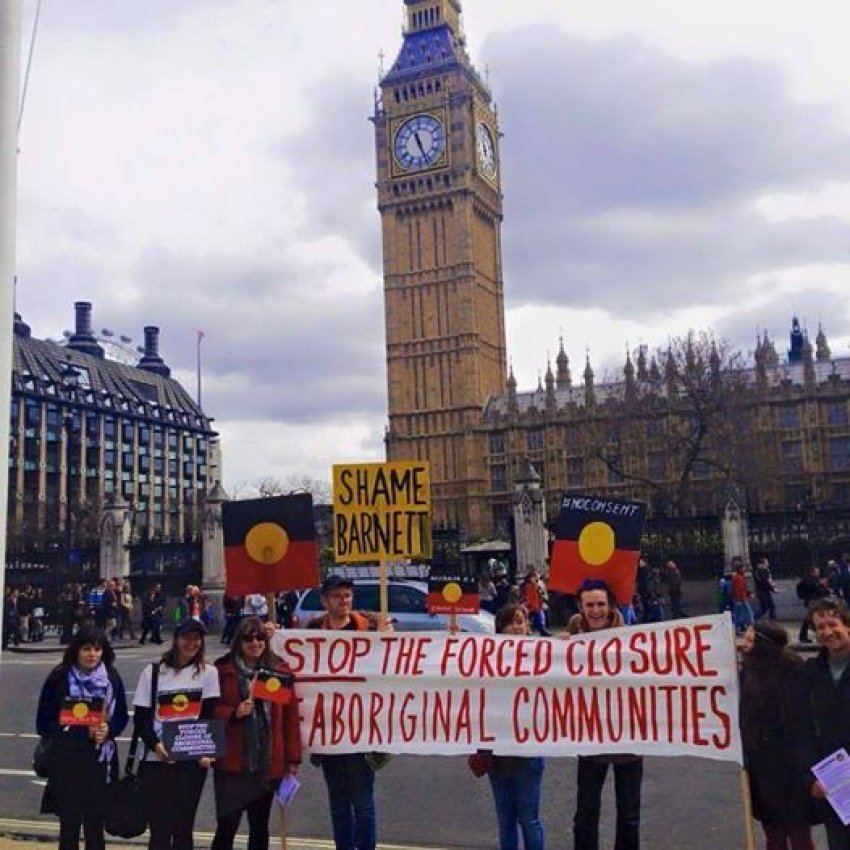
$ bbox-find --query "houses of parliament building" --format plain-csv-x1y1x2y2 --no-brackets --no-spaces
375,0,850,540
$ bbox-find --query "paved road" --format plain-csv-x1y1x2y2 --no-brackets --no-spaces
0,632,829,849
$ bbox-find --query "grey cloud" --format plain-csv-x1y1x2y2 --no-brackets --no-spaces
479,26,850,326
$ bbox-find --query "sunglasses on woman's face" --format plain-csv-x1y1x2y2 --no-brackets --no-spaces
241,633,266,643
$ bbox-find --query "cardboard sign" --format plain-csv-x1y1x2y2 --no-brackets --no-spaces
224,494,320,595
59,696,104,727
549,495,647,605
160,719,226,761
252,669,295,705
428,565,479,615
332,461,431,562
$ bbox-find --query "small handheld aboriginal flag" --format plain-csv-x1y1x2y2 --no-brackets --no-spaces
548,494,647,605
251,669,295,705
224,494,319,595
156,689,203,721
59,696,104,726
427,563,479,616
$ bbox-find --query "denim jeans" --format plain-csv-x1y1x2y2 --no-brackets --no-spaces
488,758,545,850
573,757,642,850
733,601,754,633
320,754,376,850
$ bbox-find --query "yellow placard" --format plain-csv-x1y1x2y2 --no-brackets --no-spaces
332,461,431,563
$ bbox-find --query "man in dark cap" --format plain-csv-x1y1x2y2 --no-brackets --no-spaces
307,576,391,850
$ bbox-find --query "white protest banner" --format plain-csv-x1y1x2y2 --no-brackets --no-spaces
272,614,742,764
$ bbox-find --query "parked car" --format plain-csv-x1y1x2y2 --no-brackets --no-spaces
292,579,495,634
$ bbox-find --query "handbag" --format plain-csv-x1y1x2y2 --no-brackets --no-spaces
32,736,52,778
105,663,158,838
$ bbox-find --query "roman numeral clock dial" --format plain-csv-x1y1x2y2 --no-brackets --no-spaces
476,121,497,179
394,113,446,171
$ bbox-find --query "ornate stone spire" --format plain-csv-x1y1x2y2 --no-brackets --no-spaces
556,337,571,388
816,323,831,362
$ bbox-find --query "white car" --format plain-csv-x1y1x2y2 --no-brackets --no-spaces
292,579,495,634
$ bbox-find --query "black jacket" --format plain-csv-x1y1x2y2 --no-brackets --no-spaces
792,649,850,795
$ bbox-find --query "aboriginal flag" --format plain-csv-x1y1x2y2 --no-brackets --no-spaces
252,669,294,705
427,564,479,616
224,494,319,595
548,495,647,605
59,696,104,726
157,689,202,721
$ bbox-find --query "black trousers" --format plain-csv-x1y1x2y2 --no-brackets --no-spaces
573,757,642,850
140,761,208,850
212,789,274,850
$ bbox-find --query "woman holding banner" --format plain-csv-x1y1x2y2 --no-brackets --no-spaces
211,616,302,850
740,622,818,850
568,578,643,850
36,626,129,850
133,618,220,850
485,603,546,850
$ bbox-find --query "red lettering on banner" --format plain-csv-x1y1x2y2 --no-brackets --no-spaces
566,639,586,675
551,689,575,741
578,688,602,741
606,688,624,742
456,690,472,744
710,686,731,749
679,683,689,743
308,693,327,746
693,624,718,676
331,693,345,744
479,688,495,742
282,637,307,673
690,686,708,746
513,688,530,743
602,637,623,676
629,632,650,674
659,685,676,743
369,692,384,744
627,687,649,740
400,692,416,742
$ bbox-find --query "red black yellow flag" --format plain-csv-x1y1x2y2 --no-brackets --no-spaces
427,564,479,616
59,696,104,727
156,689,203,721
223,494,319,595
548,495,647,605
251,668,295,705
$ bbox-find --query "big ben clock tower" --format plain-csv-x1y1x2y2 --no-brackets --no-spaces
373,0,507,537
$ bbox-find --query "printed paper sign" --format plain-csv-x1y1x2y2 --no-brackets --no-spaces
160,719,226,761
428,565,479,615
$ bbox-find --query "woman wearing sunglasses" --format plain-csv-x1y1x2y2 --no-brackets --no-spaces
211,616,302,850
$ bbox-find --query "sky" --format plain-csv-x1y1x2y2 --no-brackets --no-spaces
14,0,850,491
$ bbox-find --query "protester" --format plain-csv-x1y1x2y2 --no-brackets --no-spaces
492,565,512,614
36,626,128,850
133,618,220,850
753,557,778,621
485,603,545,850
211,617,301,850
739,622,818,850
117,579,136,640
244,593,270,623
478,571,498,615
731,561,754,634
796,566,830,643
663,559,686,619
641,562,665,623
794,598,850,849
3,587,20,648
715,571,733,614
306,575,392,850
567,579,642,850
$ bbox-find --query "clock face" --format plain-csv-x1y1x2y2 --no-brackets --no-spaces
394,114,446,171
476,122,497,178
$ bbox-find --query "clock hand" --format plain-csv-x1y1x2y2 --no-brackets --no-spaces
413,131,427,158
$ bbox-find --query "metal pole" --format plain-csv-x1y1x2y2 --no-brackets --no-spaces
0,1,22,652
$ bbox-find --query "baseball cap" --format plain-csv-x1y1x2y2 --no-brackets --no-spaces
321,575,354,595
174,617,207,638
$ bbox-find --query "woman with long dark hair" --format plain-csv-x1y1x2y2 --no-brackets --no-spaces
740,621,819,850
36,626,128,850
210,616,301,850
133,618,220,850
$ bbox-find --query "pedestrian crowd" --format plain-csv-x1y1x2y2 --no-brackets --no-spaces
30,554,850,850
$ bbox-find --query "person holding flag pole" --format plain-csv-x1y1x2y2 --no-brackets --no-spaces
211,616,301,850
